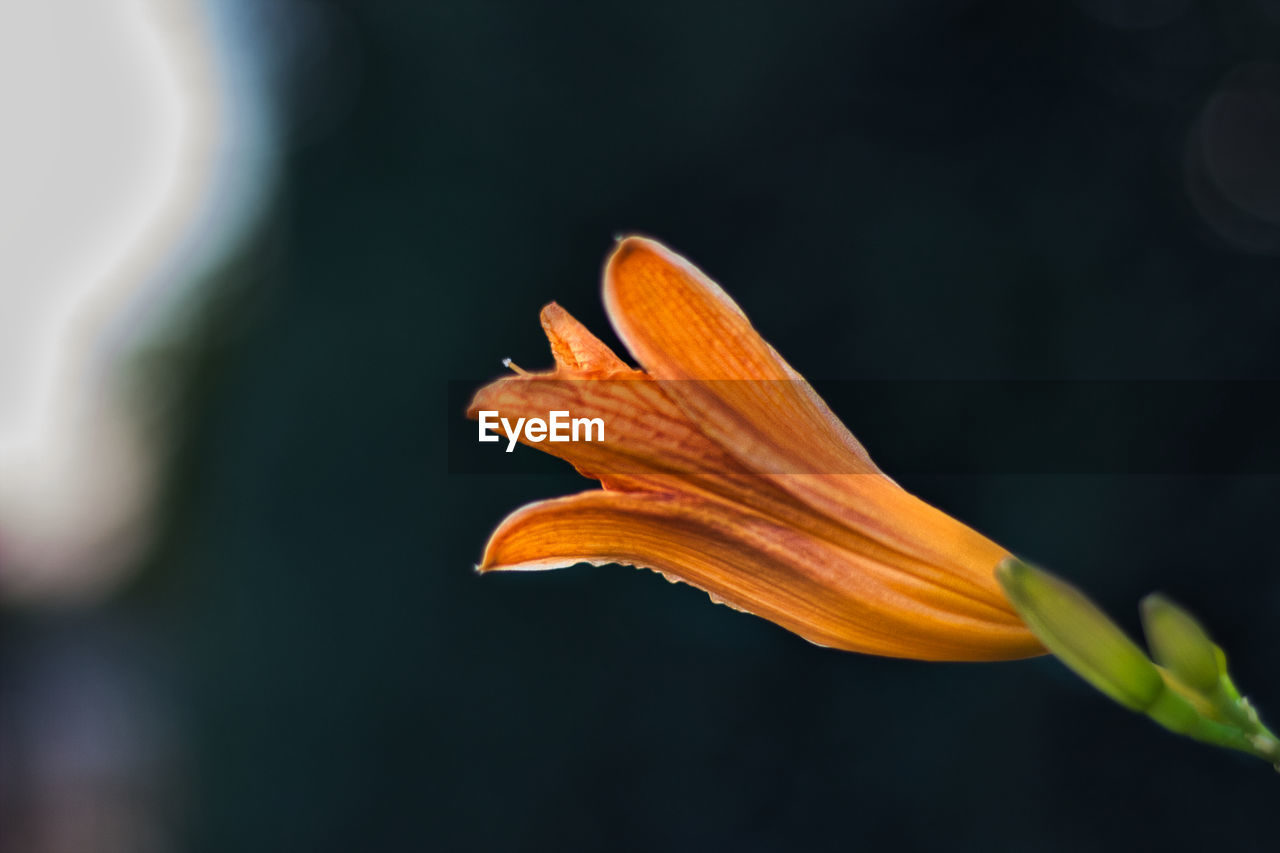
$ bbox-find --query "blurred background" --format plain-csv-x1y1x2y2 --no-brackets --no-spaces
3,1,1280,851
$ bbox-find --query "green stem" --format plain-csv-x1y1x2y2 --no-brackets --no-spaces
996,557,1279,769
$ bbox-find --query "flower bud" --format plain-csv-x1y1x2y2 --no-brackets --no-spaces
996,558,1162,711
1140,595,1223,693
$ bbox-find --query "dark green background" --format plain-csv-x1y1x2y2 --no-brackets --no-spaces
15,1,1280,850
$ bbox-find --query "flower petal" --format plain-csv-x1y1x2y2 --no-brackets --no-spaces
481,490,1043,661
540,302,632,377
601,237,1017,610
469,367,1017,615
467,372,745,488
468,302,745,488
603,236,879,477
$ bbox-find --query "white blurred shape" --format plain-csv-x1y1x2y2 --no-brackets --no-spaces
0,0,273,601
0,2,178,445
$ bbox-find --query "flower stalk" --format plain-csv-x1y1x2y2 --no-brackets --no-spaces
996,558,1280,768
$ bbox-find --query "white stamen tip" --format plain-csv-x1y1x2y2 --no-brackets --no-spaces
502,358,529,376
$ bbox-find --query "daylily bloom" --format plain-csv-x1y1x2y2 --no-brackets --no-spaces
468,237,1043,661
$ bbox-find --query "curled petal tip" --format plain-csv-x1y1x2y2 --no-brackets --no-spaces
605,235,660,275
538,301,630,375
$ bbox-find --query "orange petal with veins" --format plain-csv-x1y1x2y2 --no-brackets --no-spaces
467,237,1043,661
602,237,1016,612
481,490,1041,661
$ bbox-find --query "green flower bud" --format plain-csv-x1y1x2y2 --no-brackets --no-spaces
995,558,1162,712
1140,595,1222,693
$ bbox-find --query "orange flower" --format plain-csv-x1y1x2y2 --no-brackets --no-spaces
468,237,1043,661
